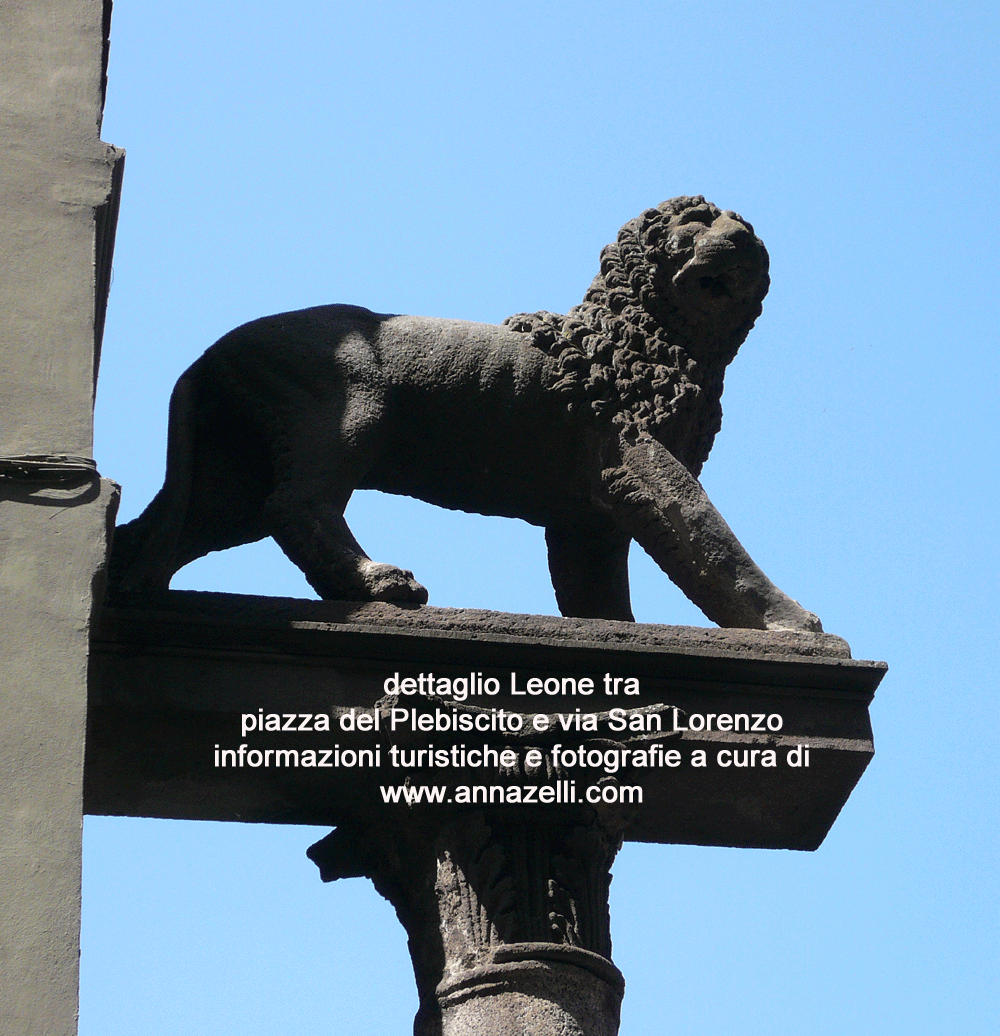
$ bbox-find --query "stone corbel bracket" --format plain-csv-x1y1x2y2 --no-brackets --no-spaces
86,590,886,851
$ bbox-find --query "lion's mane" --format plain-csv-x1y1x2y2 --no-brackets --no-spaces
504,196,768,476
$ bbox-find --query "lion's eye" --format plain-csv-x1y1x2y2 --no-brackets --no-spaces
667,225,702,252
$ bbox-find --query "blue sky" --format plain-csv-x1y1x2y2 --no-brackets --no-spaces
83,2,998,1033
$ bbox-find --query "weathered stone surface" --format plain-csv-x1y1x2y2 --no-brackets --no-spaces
103,590,852,658
108,199,823,633
433,944,625,1036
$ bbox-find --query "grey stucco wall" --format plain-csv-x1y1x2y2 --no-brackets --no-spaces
0,481,118,1036
0,3,121,1033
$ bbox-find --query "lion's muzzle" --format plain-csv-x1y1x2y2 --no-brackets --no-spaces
671,215,765,304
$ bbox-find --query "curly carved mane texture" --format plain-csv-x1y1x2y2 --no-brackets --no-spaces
504,196,769,475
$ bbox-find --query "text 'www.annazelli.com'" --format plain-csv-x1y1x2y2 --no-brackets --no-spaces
379,782,642,805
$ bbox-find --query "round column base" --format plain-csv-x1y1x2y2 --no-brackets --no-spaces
436,942,625,1036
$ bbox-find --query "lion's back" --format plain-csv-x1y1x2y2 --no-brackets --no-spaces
195,306,548,401
373,314,556,402
186,304,395,432
186,305,562,464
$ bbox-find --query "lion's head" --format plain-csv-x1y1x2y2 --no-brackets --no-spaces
504,197,769,475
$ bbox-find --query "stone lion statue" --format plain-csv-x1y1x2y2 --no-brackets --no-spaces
111,196,821,631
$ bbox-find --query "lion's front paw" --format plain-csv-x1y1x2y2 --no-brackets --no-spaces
359,561,429,605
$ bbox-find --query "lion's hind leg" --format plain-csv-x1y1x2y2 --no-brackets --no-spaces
265,489,428,604
263,429,428,605
109,374,273,592
109,376,199,592
545,517,634,621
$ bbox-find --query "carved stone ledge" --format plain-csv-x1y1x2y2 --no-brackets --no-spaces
87,590,885,851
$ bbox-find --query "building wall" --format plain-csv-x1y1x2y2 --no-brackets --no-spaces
0,3,121,1033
